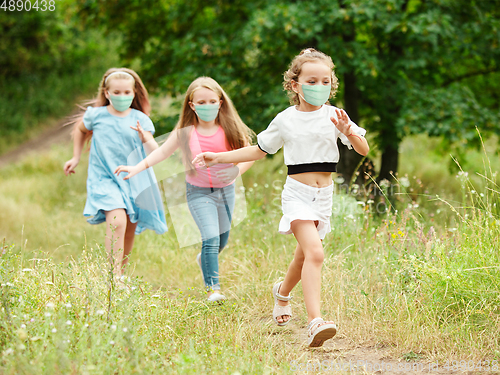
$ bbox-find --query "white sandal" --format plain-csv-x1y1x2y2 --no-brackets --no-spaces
306,317,337,347
207,291,226,303
272,281,292,326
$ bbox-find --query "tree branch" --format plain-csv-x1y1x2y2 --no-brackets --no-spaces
442,67,500,87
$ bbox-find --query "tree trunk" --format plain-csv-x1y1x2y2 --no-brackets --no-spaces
336,16,366,187
378,143,399,182
336,71,364,185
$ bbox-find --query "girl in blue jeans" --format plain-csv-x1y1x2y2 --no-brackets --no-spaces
116,77,254,301
186,181,235,293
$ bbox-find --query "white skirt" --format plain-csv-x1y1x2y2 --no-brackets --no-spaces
279,176,334,240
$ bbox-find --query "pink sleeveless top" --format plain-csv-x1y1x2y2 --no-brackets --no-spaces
186,126,236,188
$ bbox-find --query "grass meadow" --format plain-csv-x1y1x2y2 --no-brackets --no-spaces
1,133,500,374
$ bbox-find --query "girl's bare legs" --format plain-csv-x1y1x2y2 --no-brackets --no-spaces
122,215,138,272
276,220,323,324
104,209,128,276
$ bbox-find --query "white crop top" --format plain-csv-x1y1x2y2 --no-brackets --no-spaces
257,105,366,174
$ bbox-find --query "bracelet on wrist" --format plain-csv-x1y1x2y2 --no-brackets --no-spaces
347,133,362,141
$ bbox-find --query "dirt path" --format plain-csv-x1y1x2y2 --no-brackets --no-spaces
0,120,72,168
284,322,475,375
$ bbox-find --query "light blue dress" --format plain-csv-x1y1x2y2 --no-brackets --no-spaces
82,106,167,234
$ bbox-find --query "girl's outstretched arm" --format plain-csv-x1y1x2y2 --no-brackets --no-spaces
115,129,180,180
193,145,266,168
331,109,370,156
214,142,256,183
64,121,88,175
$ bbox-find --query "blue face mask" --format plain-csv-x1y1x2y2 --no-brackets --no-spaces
195,104,220,122
298,83,331,106
109,94,134,112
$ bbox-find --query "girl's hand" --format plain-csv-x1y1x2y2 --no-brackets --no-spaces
131,120,149,143
330,108,352,136
192,152,219,168
114,165,140,180
215,165,240,183
64,157,79,176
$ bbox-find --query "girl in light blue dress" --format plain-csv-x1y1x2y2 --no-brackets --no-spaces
64,68,167,277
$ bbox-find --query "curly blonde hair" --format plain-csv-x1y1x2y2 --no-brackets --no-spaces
283,48,339,105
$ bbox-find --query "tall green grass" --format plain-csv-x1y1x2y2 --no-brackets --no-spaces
1,135,499,373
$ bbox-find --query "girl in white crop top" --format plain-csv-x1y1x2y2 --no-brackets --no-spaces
193,49,369,347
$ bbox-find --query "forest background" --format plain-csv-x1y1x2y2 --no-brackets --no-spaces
1,0,500,373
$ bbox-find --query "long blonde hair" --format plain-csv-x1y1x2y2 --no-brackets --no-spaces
70,68,151,143
176,77,254,175
283,48,339,105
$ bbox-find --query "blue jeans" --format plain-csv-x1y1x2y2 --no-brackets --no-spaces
186,182,235,291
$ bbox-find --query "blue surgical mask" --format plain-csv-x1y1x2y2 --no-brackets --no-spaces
298,83,331,106
109,94,134,112
195,104,220,122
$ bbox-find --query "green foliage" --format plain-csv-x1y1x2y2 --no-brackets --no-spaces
74,0,500,178
0,1,100,77
0,1,120,154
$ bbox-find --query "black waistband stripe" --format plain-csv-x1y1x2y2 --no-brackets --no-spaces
287,162,337,175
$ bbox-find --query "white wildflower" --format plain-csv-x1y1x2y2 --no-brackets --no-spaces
399,177,410,188
379,179,391,188
334,176,345,184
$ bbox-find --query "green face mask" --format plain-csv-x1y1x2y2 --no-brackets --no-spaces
109,94,134,112
195,104,220,122
299,83,331,106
